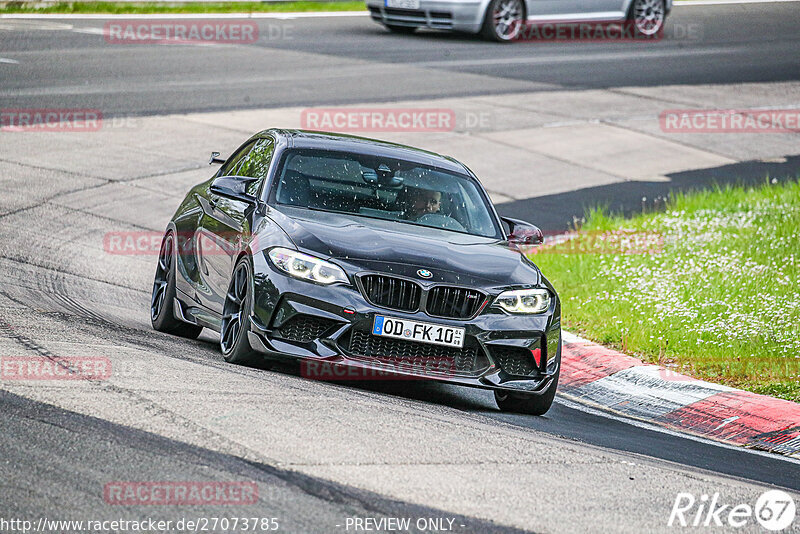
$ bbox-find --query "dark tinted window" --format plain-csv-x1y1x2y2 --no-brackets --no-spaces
272,149,501,238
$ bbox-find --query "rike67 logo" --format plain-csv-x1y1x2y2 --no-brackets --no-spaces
669,490,796,531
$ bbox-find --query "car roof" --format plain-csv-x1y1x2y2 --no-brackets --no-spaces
258,129,472,176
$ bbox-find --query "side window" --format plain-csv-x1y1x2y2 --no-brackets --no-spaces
234,138,275,196
217,141,256,178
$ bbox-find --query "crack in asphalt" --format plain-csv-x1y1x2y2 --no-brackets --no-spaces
0,255,149,294
47,202,164,231
0,156,105,180
0,157,202,222
0,285,270,381
471,131,630,183
1,389,532,533
0,314,277,466
0,285,608,474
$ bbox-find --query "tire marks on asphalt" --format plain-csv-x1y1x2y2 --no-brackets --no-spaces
1,389,528,534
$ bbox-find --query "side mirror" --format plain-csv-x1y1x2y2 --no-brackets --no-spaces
209,176,258,204
502,217,544,247
209,151,226,165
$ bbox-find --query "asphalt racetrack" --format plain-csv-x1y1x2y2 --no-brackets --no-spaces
0,3,799,532
0,3,799,115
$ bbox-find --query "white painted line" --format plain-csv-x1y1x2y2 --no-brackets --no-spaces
713,416,740,431
0,57,20,64
562,330,593,344
248,11,368,19
0,11,369,20
676,0,800,5
70,28,106,35
70,25,228,46
556,395,800,465
0,21,75,30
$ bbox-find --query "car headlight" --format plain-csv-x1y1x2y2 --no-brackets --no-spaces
267,247,348,285
494,288,551,314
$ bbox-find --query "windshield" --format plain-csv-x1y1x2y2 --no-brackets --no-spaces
271,149,502,239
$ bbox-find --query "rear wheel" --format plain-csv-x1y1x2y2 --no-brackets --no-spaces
481,0,524,42
385,24,417,34
220,257,261,366
494,368,559,415
628,0,665,37
150,232,203,339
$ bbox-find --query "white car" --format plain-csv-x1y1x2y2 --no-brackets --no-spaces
367,0,672,41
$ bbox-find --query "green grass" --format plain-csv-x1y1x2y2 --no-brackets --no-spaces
0,2,365,14
530,180,800,402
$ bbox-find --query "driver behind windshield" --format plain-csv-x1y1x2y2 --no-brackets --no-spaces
402,187,442,221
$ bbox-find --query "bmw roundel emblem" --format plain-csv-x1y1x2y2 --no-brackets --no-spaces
417,269,433,279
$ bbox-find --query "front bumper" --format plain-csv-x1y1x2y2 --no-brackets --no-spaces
248,254,561,394
366,0,486,33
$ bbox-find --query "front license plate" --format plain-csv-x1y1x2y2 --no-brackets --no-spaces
385,0,420,9
372,315,464,348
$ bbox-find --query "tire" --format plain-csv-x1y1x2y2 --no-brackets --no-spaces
151,231,203,339
481,0,524,42
494,368,559,415
628,0,666,38
385,24,417,34
220,257,261,366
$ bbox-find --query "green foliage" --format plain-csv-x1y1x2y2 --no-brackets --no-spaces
531,179,800,402
1,2,365,14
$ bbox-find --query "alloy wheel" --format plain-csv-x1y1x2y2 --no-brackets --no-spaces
221,261,249,354
632,0,665,36
151,234,173,321
493,0,523,41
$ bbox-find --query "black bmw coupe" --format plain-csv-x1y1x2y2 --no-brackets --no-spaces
151,130,561,415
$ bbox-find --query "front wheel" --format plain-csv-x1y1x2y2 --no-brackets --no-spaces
494,368,559,415
628,0,666,37
481,0,524,42
220,257,261,366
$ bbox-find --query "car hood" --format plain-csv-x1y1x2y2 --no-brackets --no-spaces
267,207,541,288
